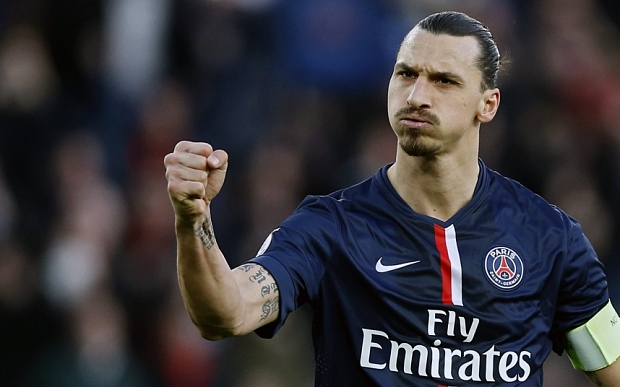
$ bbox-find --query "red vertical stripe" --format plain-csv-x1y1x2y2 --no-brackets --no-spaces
434,224,453,305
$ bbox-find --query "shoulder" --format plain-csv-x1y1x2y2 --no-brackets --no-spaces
485,166,572,229
297,172,378,211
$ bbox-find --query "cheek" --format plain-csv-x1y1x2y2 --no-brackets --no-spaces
456,97,480,118
386,83,397,105
387,78,407,104
440,99,478,127
386,88,400,116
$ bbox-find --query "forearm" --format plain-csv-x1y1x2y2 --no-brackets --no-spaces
176,212,245,340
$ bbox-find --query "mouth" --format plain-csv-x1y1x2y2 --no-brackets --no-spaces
402,115,430,123
399,115,432,129
394,107,439,129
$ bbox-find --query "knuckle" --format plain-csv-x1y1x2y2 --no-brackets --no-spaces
167,181,180,197
186,180,203,194
164,152,179,166
166,168,176,182
175,140,190,151
167,176,181,190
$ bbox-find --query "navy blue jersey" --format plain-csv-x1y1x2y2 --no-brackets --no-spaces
249,161,609,386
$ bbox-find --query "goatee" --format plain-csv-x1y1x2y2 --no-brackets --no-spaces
398,128,440,157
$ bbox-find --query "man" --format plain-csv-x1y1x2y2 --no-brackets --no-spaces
164,11,620,386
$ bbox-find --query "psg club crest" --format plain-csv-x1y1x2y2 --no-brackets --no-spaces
484,247,524,290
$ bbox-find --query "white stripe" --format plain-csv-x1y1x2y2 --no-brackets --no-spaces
445,225,463,306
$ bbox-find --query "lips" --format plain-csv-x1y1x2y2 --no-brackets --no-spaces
394,107,439,127
400,115,433,129
401,115,431,124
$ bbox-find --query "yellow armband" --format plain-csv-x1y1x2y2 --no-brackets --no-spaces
566,301,620,371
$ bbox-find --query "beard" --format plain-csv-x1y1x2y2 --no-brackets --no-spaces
398,127,441,157
392,107,441,157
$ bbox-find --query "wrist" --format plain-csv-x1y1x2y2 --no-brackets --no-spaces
175,213,216,250
175,205,212,231
175,214,206,234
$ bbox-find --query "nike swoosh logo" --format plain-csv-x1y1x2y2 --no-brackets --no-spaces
375,257,420,273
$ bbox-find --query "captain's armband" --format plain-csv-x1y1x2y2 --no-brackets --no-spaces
566,300,620,371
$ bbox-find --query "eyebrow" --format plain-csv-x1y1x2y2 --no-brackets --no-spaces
394,62,466,84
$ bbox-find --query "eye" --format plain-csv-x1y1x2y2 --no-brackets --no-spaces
398,70,415,78
437,77,456,85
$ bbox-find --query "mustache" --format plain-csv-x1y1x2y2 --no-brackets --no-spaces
395,107,440,125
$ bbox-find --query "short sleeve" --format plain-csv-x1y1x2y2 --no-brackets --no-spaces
248,195,338,338
551,213,609,354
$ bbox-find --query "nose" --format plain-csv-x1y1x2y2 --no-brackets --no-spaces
406,77,431,109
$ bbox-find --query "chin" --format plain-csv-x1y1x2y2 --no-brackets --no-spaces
399,139,440,158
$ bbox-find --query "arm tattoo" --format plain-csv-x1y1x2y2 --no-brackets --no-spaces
244,265,280,322
235,263,255,273
585,372,603,387
260,283,278,297
249,267,268,284
259,296,280,322
261,285,270,297
239,264,279,322
195,218,215,249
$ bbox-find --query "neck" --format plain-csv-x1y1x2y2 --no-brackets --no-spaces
387,150,480,222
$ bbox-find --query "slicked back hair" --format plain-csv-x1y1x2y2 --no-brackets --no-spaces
414,11,501,91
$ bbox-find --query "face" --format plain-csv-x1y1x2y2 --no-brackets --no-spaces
387,28,499,158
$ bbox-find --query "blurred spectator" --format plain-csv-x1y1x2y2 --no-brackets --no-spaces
126,79,192,176
542,162,614,261
23,291,155,387
237,142,305,261
111,79,194,379
103,0,171,100
0,163,16,245
272,0,401,96
0,20,65,258
338,116,396,186
0,24,59,113
42,132,126,310
268,88,351,195
0,241,49,387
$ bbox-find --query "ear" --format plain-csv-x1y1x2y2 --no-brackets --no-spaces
477,88,500,123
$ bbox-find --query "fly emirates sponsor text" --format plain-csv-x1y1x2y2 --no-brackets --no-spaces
360,309,532,383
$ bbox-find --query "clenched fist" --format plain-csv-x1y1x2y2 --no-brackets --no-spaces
164,141,228,227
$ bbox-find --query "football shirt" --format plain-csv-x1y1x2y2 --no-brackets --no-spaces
250,161,608,386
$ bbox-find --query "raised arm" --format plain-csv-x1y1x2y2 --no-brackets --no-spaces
164,141,279,340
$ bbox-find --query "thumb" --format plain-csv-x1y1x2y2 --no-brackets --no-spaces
207,150,228,172
204,149,228,202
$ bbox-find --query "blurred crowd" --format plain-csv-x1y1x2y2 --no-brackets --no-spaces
1,0,620,386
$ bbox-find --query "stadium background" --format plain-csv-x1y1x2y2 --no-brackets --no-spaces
1,0,620,385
